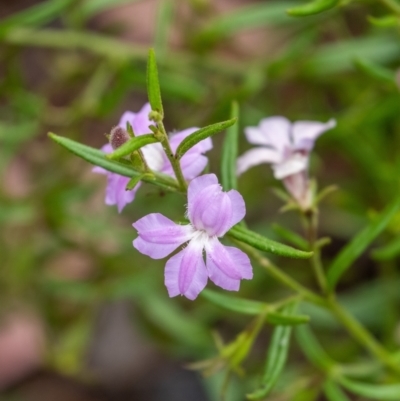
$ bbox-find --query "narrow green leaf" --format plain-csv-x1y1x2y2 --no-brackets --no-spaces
304,35,400,75
368,15,399,28
372,236,400,260
327,196,400,289
146,48,164,117
195,1,299,46
0,0,75,37
154,0,174,60
247,303,297,399
295,324,336,371
287,0,339,16
48,133,179,191
201,289,267,315
354,58,395,84
221,102,239,191
107,134,158,160
267,311,309,326
323,381,351,401
272,223,309,250
176,118,237,159
78,0,138,19
125,173,154,191
201,290,309,325
339,377,400,400
228,225,313,259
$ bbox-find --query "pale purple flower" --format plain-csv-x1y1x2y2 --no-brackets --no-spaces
133,174,253,300
94,103,213,212
237,117,336,209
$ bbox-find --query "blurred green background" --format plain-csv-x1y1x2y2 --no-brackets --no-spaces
1,0,400,400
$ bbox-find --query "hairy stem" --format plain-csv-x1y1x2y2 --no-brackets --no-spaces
156,121,188,191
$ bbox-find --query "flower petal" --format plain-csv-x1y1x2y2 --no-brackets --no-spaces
236,148,281,175
105,174,139,213
133,213,193,259
118,111,137,131
227,190,246,228
164,242,208,300
189,184,233,237
141,142,165,171
168,128,197,152
259,116,292,152
187,174,219,219
206,238,253,291
292,119,336,151
245,116,291,151
272,153,308,180
118,103,152,136
161,153,209,181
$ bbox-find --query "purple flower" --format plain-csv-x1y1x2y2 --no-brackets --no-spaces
94,103,213,212
133,174,253,300
237,116,335,209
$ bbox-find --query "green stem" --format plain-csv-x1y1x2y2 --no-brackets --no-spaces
234,240,326,307
233,239,400,375
305,210,329,294
156,121,188,191
328,296,400,375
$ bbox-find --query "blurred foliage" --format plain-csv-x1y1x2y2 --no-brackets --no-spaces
1,0,400,400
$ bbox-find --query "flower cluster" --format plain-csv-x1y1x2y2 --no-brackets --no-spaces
94,103,212,212
94,103,334,299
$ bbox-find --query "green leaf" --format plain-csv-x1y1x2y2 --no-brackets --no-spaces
221,101,239,191
201,290,309,325
272,223,309,250
175,118,237,159
327,196,400,289
287,0,339,16
372,236,400,260
247,303,297,399
323,381,351,401
154,0,175,60
195,1,299,46
77,0,138,20
368,15,399,28
228,225,313,259
339,377,400,400
48,133,179,191
304,35,400,75
295,324,335,371
106,134,159,160
125,173,154,190
146,48,164,117
354,58,395,84
0,0,75,37
267,311,309,326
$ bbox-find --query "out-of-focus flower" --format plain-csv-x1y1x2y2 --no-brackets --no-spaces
133,174,253,300
94,103,213,212
237,116,335,209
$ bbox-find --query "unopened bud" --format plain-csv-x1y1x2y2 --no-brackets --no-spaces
109,126,130,150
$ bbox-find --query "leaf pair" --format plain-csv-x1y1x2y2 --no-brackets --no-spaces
146,48,237,158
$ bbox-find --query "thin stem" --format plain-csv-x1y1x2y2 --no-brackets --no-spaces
305,210,329,294
156,121,188,191
328,296,400,375
233,240,326,307
233,238,400,375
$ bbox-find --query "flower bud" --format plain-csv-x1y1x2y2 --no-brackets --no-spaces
109,126,130,150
